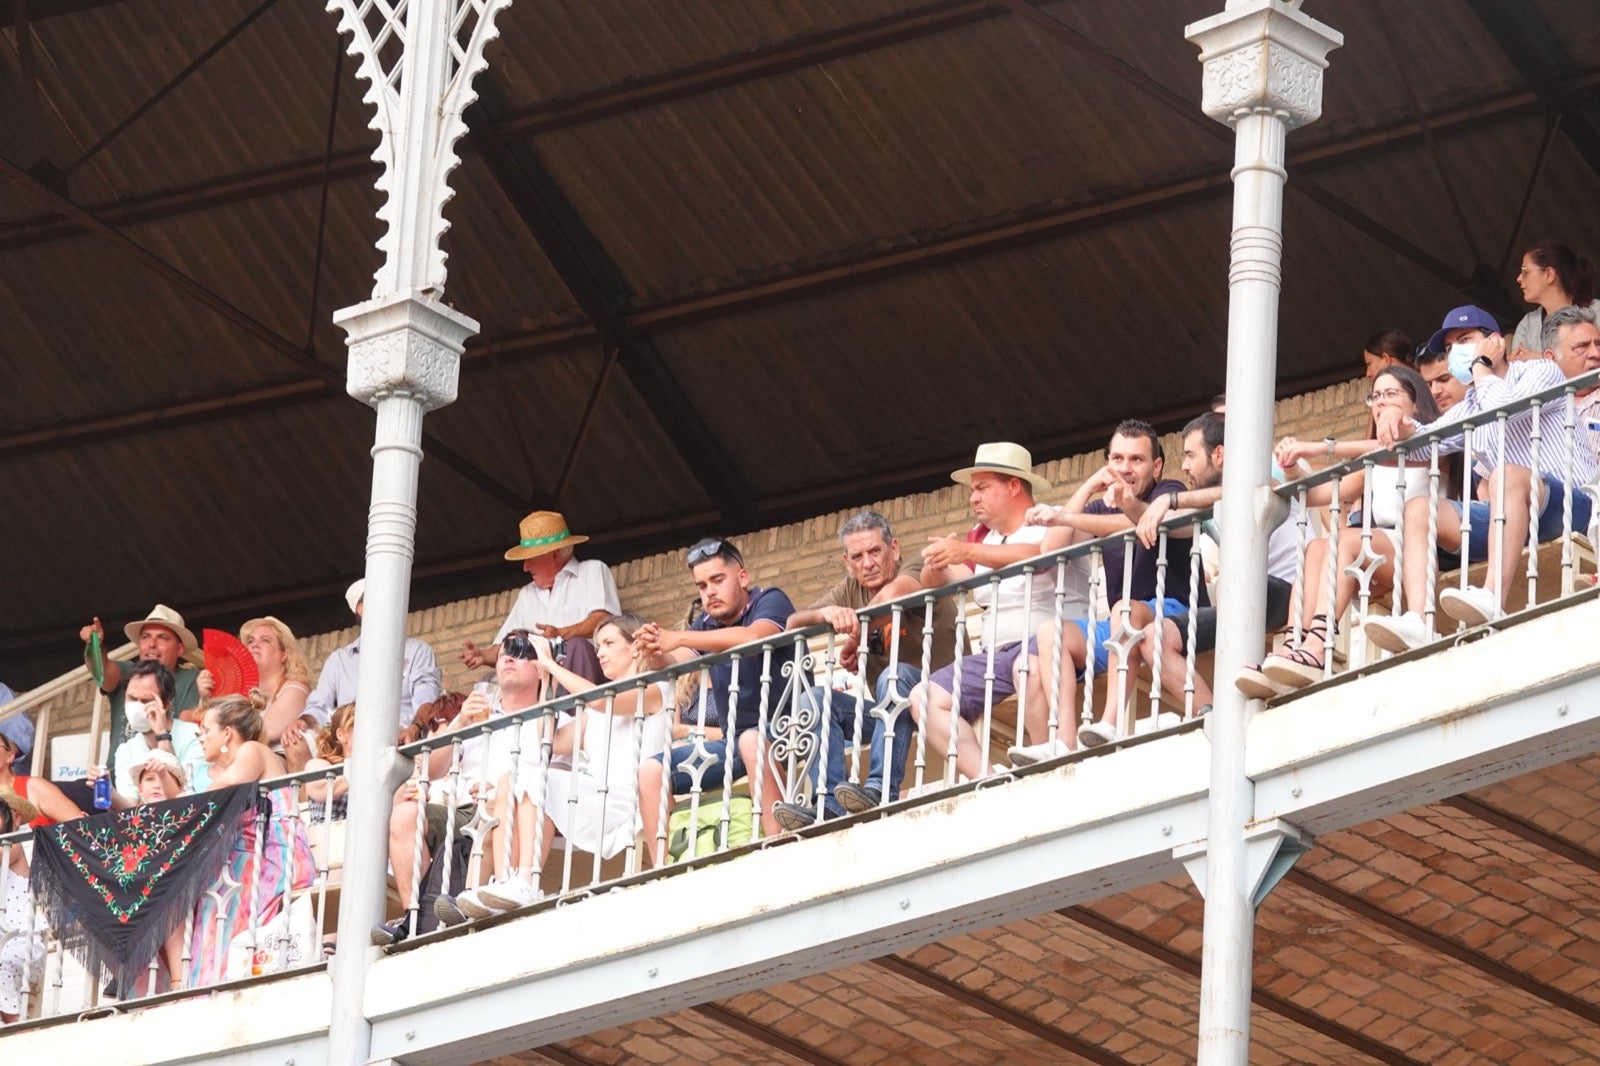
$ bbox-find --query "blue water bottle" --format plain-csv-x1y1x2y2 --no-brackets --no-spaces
93,771,112,810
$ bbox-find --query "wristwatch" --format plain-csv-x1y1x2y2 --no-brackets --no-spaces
1167,489,1181,509
1472,355,1493,372
154,732,173,743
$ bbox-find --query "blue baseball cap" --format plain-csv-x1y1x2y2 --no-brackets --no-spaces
1426,305,1501,355
0,714,33,767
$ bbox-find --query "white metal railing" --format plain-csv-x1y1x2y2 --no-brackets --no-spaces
6,370,1597,1025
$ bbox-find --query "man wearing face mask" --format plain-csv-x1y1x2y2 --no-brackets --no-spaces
1365,304,1597,652
107,660,208,801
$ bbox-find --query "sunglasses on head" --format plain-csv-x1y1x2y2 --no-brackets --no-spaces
687,538,742,567
501,633,539,661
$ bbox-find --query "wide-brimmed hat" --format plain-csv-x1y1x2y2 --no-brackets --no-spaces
504,510,588,562
134,748,188,792
950,442,1050,496
0,714,32,767
123,604,198,656
0,788,39,826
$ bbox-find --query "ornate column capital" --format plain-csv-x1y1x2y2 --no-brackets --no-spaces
1185,0,1343,130
334,292,479,412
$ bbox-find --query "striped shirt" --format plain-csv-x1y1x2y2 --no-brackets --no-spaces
1414,360,1597,487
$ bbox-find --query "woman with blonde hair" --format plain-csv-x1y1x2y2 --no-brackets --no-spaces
239,616,312,747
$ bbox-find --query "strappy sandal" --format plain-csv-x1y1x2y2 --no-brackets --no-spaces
1261,615,1334,689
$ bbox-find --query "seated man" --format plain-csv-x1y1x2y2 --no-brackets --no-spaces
1365,305,1596,651
766,511,957,830
305,579,443,738
633,539,794,856
460,511,621,687
109,660,209,801
1125,412,1298,714
1029,420,1207,745
79,605,213,785
910,443,1087,780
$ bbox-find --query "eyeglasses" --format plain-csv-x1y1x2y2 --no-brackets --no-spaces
501,632,539,661
687,538,742,567
1364,387,1408,406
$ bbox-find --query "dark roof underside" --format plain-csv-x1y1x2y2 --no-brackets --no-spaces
3,0,1600,684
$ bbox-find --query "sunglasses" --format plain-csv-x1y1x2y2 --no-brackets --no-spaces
501,633,539,661
687,538,743,567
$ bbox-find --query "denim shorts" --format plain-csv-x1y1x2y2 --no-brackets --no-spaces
1438,474,1592,566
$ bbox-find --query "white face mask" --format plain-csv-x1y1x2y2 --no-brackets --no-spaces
125,699,155,734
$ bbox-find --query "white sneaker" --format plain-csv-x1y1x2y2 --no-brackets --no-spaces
1008,738,1072,765
1076,722,1119,749
457,885,501,920
1363,611,1432,654
476,877,541,913
1438,586,1504,627
1132,711,1184,736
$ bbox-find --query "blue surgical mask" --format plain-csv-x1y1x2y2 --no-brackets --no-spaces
1447,340,1480,383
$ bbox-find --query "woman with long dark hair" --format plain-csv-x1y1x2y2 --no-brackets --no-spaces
1510,240,1600,360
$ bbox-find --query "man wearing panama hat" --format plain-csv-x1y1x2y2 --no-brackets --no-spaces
910,443,1090,780
459,511,620,686
79,604,213,784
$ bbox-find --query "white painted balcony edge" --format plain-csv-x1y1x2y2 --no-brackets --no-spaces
13,596,1600,1066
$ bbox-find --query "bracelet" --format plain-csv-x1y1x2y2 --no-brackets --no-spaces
1324,437,1337,459
1167,489,1181,509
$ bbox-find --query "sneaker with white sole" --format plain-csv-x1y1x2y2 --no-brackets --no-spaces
1008,738,1072,765
1439,585,1503,627
1075,722,1118,749
456,886,500,920
832,782,882,814
476,877,541,913
434,893,471,927
772,801,819,832
1364,611,1432,654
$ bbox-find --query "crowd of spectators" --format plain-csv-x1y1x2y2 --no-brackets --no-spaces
1,239,1598,1006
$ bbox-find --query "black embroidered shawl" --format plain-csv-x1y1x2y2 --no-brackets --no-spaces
29,783,265,993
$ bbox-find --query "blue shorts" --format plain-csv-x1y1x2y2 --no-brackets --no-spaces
1080,597,1188,676
1438,474,1592,566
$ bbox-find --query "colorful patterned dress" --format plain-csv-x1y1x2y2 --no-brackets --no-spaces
184,785,314,987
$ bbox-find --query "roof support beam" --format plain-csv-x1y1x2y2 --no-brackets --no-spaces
993,0,1476,294
1062,906,1426,1066
0,150,530,512
691,1003,851,1066
872,955,1135,1065
467,77,753,519
1283,867,1600,1030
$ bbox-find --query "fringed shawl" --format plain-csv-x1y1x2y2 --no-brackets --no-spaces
29,784,265,994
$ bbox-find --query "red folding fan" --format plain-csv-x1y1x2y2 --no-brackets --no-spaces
203,629,259,697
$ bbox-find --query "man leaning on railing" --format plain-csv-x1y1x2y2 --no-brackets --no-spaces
911,443,1086,779
633,539,795,854
767,511,958,831
1362,304,1597,652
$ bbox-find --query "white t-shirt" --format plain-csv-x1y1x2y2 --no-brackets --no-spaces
495,558,622,643
970,524,1090,648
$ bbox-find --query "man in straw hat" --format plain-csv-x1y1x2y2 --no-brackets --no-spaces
79,604,213,784
459,510,620,687
304,579,443,735
909,442,1089,781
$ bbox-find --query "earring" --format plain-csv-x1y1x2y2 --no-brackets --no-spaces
221,743,229,754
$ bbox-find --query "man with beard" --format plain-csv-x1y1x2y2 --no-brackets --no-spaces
1027,420,1207,748
1123,412,1300,723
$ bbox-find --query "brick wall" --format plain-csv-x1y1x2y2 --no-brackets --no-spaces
19,378,1371,760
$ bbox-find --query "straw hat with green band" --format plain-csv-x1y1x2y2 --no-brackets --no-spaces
504,511,588,562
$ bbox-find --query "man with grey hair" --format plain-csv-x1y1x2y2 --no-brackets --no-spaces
764,511,958,829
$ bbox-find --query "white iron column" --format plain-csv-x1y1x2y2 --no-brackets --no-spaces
1184,3,1340,1063
330,293,476,1064
323,0,513,1062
